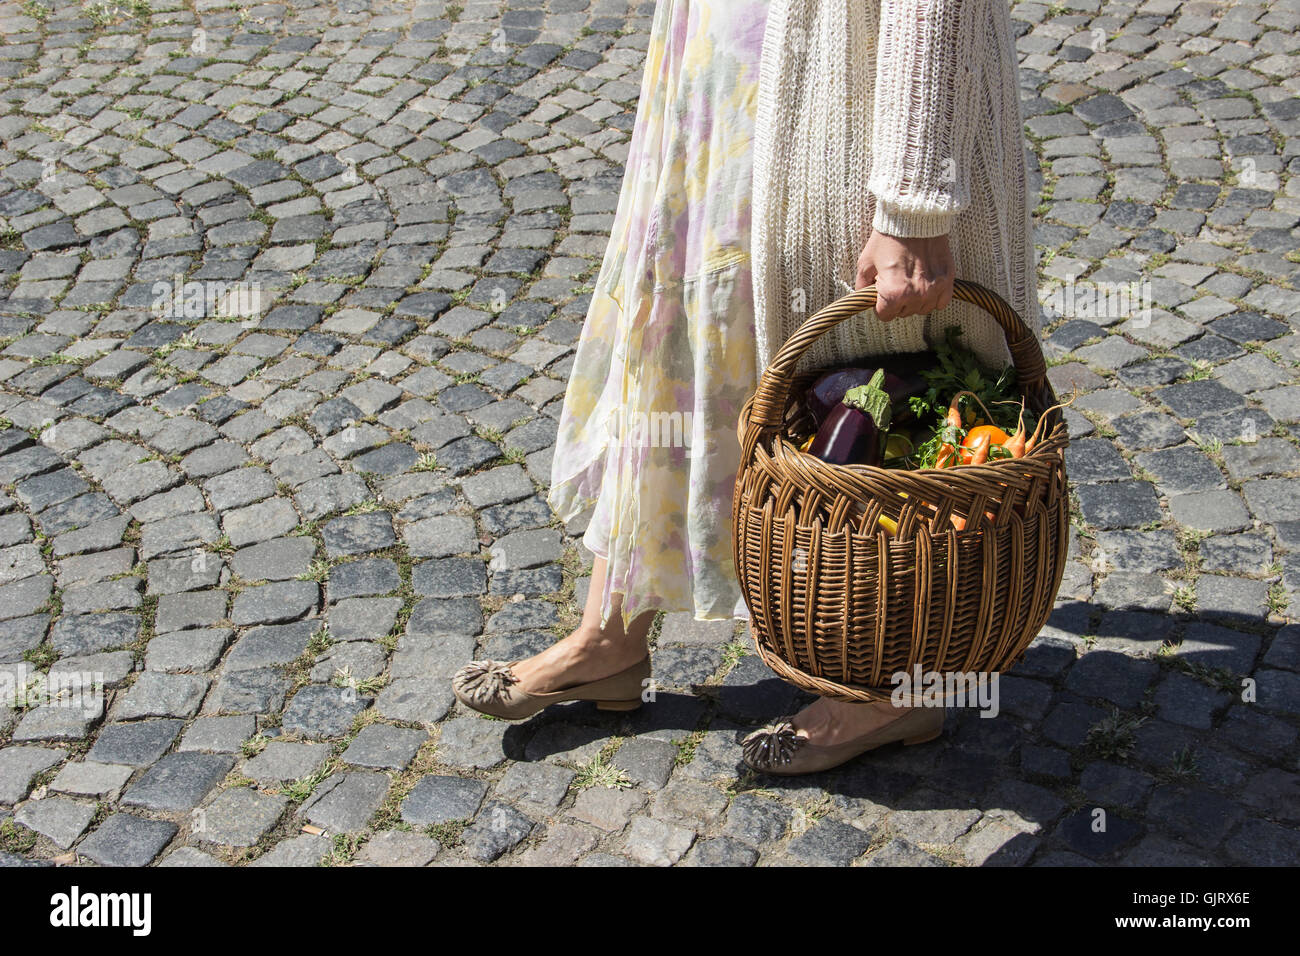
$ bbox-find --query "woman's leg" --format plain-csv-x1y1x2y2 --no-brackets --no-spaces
507,554,655,694
741,620,921,744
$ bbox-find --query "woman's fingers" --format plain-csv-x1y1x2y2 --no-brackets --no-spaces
878,276,928,319
874,292,897,321
915,264,955,315
874,277,908,320
855,231,955,319
919,275,946,315
855,259,877,293
927,235,957,311
912,282,937,317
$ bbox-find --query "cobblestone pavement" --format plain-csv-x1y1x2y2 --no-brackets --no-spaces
0,0,1297,868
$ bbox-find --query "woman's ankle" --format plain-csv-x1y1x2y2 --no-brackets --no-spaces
569,624,648,660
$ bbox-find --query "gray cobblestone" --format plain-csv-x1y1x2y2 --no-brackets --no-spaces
0,0,1289,870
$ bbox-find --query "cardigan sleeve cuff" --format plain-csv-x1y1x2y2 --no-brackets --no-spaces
871,197,956,239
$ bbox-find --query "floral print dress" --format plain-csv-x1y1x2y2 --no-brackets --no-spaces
546,0,770,632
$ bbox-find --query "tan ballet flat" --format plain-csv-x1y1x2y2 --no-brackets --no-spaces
451,655,652,720
741,705,946,775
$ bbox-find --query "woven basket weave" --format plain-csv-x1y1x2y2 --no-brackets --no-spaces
732,279,1070,703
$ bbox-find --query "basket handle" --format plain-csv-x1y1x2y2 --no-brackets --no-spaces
746,278,1048,432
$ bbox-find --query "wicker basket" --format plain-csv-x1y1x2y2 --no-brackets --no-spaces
732,279,1070,703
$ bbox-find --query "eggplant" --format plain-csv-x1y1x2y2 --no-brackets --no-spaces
806,368,875,425
808,368,893,466
805,351,933,427
809,404,879,465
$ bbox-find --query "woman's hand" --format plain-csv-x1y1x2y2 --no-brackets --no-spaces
854,231,955,321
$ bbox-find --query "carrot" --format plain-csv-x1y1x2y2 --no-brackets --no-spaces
1024,395,1076,454
1003,396,1028,458
936,390,996,467
950,390,996,424
934,394,966,468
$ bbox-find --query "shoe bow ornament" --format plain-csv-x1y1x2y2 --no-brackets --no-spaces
740,718,804,770
452,660,518,704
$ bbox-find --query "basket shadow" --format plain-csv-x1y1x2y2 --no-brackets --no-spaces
720,585,1267,866
496,576,1266,865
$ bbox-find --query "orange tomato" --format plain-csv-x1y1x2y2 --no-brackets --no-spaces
958,424,1009,464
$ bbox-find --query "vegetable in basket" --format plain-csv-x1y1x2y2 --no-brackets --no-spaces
808,368,892,466
804,351,932,428
906,326,1029,469
960,424,1008,465
883,430,914,463
954,393,1073,465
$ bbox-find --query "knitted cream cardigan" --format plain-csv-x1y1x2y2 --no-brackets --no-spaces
751,0,1039,377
